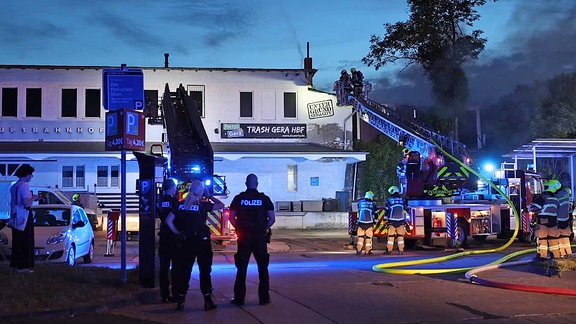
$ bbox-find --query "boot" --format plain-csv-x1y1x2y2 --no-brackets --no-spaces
176,294,185,311
204,294,217,311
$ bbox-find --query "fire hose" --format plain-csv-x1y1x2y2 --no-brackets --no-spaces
371,140,576,295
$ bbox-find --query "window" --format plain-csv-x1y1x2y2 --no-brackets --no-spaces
144,90,159,118
62,88,77,117
187,85,205,117
61,165,86,188
310,177,319,186
26,88,42,117
288,164,297,192
240,92,253,118
85,89,101,118
2,87,17,117
0,163,20,176
284,92,296,118
111,166,119,187
97,166,108,187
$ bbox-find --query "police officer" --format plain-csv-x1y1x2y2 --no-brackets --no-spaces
385,186,408,255
356,191,377,255
530,180,560,259
554,180,573,257
157,178,179,303
229,174,275,306
166,180,224,311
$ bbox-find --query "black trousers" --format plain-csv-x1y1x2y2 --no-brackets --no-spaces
10,213,35,269
233,235,270,302
172,237,213,299
158,235,176,299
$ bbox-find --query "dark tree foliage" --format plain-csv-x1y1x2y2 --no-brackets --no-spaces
355,135,400,203
483,72,576,155
363,0,491,120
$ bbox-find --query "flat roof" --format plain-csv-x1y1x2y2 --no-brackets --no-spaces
503,138,576,159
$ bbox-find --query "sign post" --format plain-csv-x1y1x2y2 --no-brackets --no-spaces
103,64,145,285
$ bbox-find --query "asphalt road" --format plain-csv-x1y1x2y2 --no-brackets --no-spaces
19,230,576,323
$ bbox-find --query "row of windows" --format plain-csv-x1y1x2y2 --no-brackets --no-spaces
0,163,119,188
1,86,298,119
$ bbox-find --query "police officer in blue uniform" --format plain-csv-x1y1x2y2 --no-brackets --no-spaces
229,173,276,306
157,178,179,303
166,180,224,311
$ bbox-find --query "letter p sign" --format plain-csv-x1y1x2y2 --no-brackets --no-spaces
134,100,144,110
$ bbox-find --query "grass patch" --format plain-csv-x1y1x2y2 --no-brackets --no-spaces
530,256,576,277
0,263,143,316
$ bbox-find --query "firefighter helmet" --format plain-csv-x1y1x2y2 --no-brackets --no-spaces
388,186,399,195
402,148,411,156
72,193,80,202
544,179,561,193
364,191,374,200
351,67,356,73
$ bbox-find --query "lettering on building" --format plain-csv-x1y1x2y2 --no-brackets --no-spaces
307,100,334,119
221,123,307,139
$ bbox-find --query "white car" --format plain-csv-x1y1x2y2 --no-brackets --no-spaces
0,204,95,266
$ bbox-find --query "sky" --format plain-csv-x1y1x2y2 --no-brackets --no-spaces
1,0,575,108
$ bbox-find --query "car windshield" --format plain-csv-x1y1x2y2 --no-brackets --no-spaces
33,208,71,227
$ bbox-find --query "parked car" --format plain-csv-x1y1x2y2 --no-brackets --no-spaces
0,204,94,266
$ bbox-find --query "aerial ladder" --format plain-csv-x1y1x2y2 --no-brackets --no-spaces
335,79,474,198
160,84,233,244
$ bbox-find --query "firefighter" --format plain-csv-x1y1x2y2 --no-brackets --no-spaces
554,180,573,257
529,179,561,259
385,186,408,255
166,180,224,311
71,193,84,208
397,148,410,195
350,67,364,97
356,191,377,255
339,69,352,95
157,178,179,303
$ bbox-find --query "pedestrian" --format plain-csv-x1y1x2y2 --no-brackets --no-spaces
157,178,179,303
165,180,224,311
554,180,572,257
529,180,560,259
356,190,378,255
8,164,39,273
385,186,408,255
229,173,276,306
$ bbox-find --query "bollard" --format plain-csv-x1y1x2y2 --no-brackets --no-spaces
105,210,120,257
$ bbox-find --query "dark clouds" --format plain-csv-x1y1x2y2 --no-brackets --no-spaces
366,1,576,109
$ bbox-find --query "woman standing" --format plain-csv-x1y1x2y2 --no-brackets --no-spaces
9,164,39,273
166,180,224,311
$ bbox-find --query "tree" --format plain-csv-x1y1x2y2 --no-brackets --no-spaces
356,135,399,203
362,0,492,137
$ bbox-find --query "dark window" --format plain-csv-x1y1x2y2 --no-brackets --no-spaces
85,89,101,117
62,166,74,187
284,92,296,118
26,88,42,117
62,89,77,117
2,88,17,117
97,166,108,187
190,90,203,117
240,92,252,118
144,90,159,118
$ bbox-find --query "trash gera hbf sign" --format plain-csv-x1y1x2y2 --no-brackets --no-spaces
105,110,146,151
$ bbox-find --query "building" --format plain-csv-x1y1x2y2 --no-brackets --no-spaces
0,57,366,216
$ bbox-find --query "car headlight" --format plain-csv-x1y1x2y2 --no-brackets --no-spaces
46,231,67,245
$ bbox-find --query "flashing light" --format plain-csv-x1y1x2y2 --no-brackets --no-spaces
189,164,202,173
484,163,495,172
464,157,471,165
204,178,212,186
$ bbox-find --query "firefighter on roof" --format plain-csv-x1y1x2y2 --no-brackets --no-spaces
554,181,572,257
356,191,377,255
529,179,560,259
385,186,408,255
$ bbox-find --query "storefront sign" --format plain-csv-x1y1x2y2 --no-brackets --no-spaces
307,99,334,119
221,123,307,139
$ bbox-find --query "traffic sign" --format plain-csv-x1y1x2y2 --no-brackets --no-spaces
102,67,144,110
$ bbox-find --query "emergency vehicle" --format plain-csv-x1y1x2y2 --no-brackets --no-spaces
335,79,543,248
157,84,235,245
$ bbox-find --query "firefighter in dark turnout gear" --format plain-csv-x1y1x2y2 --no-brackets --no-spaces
529,179,560,259
554,181,572,257
230,174,276,306
385,186,408,255
356,191,377,255
157,178,179,303
166,180,224,311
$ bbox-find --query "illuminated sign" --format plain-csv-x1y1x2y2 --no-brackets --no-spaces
102,67,144,111
105,110,146,151
221,123,307,139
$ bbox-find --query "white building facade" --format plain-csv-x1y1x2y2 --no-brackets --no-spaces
0,61,366,212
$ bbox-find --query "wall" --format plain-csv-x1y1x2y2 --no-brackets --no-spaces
274,211,349,230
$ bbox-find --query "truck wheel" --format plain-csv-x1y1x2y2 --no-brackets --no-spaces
455,226,467,248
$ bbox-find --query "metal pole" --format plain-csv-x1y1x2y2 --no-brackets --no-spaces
121,149,127,285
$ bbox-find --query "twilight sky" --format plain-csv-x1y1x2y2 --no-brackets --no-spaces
1,0,575,108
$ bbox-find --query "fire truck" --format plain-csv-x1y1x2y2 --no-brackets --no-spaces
335,80,543,248
158,84,235,245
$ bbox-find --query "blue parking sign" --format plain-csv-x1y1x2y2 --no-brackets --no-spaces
102,67,144,110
